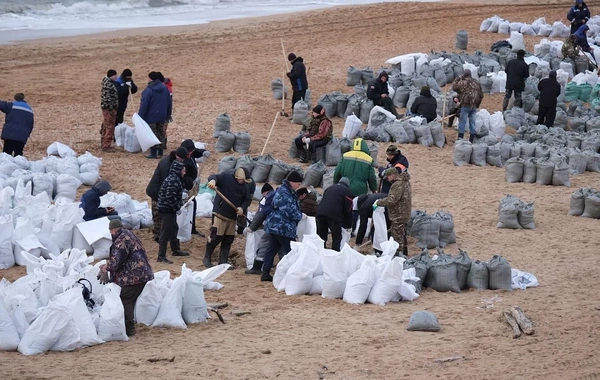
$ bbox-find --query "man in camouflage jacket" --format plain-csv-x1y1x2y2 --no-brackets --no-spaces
375,167,412,256
100,69,119,151
451,69,484,142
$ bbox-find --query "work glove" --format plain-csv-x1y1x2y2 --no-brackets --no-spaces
207,180,216,189
305,138,311,144
125,81,132,87
236,207,244,216
176,209,182,216
372,200,379,210
182,192,189,201
243,227,252,236
97,270,110,285
202,151,211,158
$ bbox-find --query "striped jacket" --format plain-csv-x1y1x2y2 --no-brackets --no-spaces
333,138,377,196
0,100,34,143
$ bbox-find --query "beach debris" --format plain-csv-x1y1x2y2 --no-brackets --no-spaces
433,356,466,363
147,356,176,363
502,305,534,338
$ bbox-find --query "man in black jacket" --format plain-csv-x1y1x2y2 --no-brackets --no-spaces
503,50,529,111
536,71,562,128
146,146,188,242
204,167,251,268
156,160,187,264
378,145,409,194
354,193,388,246
286,53,309,115
243,183,275,275
316,177,354,251
180,139,209,236
115,69,138,126
367,71,399,118
410,86,437,122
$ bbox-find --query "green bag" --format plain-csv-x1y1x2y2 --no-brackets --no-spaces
578,83,593,103
564,81,580,102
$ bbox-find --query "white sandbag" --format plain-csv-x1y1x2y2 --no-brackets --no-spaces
132,113,161,152
489,111,505,139
321,250,348,299
0,215,14,269
509,31,525,52
244,230,264,270
55,174,82,202
176,200,194,243
273,244,301,291
309,275,323,295
296,215,317,243
343,258,379,304
53,288,103,347
367,257,405,306
46,141,77,158
511,268,540,290
134,280,164,326
123,124,142,153
98,283,128,342
196,263,231,286
17,302,78,355
372,207,388,251
368,106,396,130
182,275,208,324
285,243,321,296
0,297,20,351
342,114,362,139
152,266,191,329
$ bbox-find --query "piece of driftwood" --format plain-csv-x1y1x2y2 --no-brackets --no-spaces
233,310,251,317
147,356,175,363
207,303,229,310
510,306,534,335
433,356,465,363
208,307,226,324
503,310,522,339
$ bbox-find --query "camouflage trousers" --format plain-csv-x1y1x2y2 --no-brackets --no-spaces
388,221,408,256
151,200,162,240
100,109,117,150
149,122,167,150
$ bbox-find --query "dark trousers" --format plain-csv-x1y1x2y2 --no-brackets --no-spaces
294,135,328,154
537,105,556,128
317,216,343,251
115,110,125,126
355,210,390,245
3,139,25,156
261,233,292,275
374,97,398,117
292,89,307,110
503,89,522,110
120,282,146,336
158,212,179,257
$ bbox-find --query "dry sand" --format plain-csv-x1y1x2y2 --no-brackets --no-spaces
1,0,600,379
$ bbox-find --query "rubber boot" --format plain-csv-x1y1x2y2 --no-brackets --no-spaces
171,239,190,256
203,243,216,268
156,148,164,158
469,134,476,143
310,152,318,164
157,243,173,264
245,259,263,275
146,147,157,159
502,96,509,112
299,150,308,163
457,133,464,140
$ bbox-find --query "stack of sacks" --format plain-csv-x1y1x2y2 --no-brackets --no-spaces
0,256,229,355
407,210,457,250
272,236,420,305
497,195,535,229
100,192,152,230
480,16,570,38
568,187,600,218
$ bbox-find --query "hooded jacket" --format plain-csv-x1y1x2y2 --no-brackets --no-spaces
574,24,592,52
146,153,178,200
207,168,251,220
367,72,390,102
537,75,562,108
333,138,377,196
287,57,308,91
101,76,118,111
115,76,138,116
80,180,112,221
505,56,530,91
317,180,354,227
157,160,184,213
568,2,590,31
410,87,437,122
378,152,409,193
139,79,172,124
377,172,412,224
107,228,154,287
0,100,34,143
264,180,302,239
452,74,484,108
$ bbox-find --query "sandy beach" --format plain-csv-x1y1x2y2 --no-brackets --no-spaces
1,0,600,378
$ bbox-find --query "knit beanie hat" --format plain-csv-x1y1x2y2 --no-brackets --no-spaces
261,183,274,194
109,219,123,230
287,170,303,183
175,147,188,159
288,53,297,62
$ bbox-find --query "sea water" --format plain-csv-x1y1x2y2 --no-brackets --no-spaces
0,0,440,44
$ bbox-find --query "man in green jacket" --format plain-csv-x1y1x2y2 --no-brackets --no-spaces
333,138,377,196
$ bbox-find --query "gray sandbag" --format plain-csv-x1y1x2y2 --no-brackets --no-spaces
384,122,410,144
405,88,420,111
519,142,535,159
480,76,493,93
251,154,276,183
233,132,251,154
477,134,498,146
581,134,600,152
568,188,588,216
499,142,512,163
215,131,236,153
426,253,460,293
509,143,521,159
534,144,550,159
486,144,503,167
522,157,537,183
467,260,489,290
413,216,441,249
234,155,255,175
266,162,289,185
359,99,375,124
288,133,301,159
522,94,535,113
570,117,587,133
271,79,287,100
430,122,445,148
361,68,375,85
453,249,472,290
404,256,429,284
406,311,440,332
370,109,390,128
497,195,522,229
339,137,353,154
453,140,473,166
354,84,366,98
587,117,600,132
517,200,535,229
393,86,411,108
554,109,568,129
367,141,379,167
335,96,349,118
535,158,554,185
346,66,362,86
292,100,310,125
402,121,417,143
470,143,488,166
213,112,231,138
344,94,361,120
432,211,456,247
456,30,468,50
582,192,600,218
302,161,326,188
325,138,342,167
567,136,582,149
415,124,434,147
321,169,335,191
552,160,571,187
569,149,587,175
584,150,600,172
504,108,527,129
505,157,524,183
318,94,337,119
218,155,237,173
487,255,512,291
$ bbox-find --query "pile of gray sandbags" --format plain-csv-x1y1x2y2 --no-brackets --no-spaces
505,156,570,187
497,195,535,229
568,187,600,219
217,154,303,186
365,116,446,148
408,210,457,249
214,118,252,154
404,249,512,293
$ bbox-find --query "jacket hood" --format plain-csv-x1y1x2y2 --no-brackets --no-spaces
148,79,166,93
397,172,411,182
378,71,389,81
169,160,185,176
575,24,589,38
353,138,370,154
339,177,350,187
94,180,111,195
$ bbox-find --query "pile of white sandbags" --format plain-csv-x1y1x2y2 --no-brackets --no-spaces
480,16,570,38
0,254,228,354
100,192,153,230
272,235,420,305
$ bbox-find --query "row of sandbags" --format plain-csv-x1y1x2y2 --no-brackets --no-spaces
516,123,600,151
218,154,303,184
408,210,457,250
480,16,570,38
362,115,446,148
497,195,535,229
568,187,600,218
272,236,420,305
505,157,570,186
214,130,251,154
0,252,228,354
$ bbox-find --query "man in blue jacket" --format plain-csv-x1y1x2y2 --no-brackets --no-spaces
80,180,119,221
568,0,590,34
0,93,34,157
260,171,303,282
139,71,172,159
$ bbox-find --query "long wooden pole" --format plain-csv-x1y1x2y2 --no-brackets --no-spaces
261,112,279,156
